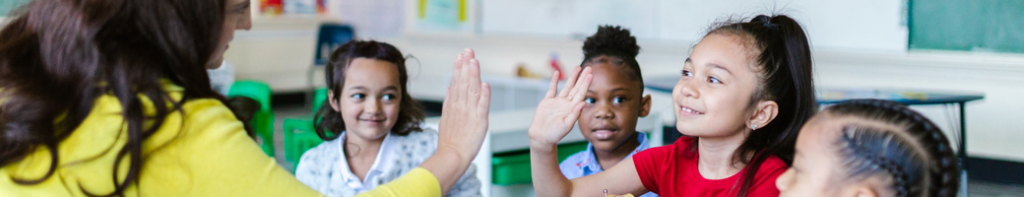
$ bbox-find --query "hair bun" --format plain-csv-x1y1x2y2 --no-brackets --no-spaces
583,25,640,58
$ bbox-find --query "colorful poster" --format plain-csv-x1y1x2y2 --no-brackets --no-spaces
416,0,472,32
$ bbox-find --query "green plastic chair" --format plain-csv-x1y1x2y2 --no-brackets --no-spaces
490,141,589,185
311,88,328,114
283,119,322,164
227,80,276,157
282,87,328,166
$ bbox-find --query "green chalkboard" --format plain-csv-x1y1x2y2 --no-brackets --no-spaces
1,0,31,16
910,0,1024,53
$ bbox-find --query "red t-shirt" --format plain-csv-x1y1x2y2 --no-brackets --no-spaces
633,137,787,197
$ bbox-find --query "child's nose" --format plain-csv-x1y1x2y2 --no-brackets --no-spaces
594,103,615,119
364,98,382,112
676,77,700,99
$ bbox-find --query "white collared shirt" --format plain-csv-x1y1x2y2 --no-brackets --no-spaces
296,129,481,197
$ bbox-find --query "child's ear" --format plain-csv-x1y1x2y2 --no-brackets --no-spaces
748,100,778,131
328,90,342,112
638,94,652,117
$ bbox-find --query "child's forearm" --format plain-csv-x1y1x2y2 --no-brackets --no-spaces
529,141,575,197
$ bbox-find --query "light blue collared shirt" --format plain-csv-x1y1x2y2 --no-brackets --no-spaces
559,132,658,197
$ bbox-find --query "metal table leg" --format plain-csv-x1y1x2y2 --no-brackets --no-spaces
959,102,968,197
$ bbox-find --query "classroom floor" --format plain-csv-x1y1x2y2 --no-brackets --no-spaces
269,105,1024,197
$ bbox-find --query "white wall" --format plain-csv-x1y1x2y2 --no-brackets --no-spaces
226,0,1024,164
480,0,908,52
812,51,1024,161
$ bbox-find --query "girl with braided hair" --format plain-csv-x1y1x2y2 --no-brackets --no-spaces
776,99,961,197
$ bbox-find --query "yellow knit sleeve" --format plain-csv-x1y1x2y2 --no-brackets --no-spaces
355,168,442,197
171,99,324,197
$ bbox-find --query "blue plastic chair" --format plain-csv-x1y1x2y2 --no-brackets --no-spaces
306,23,354,109
314,24,355,65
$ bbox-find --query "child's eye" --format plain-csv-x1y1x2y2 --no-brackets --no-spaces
584,97,595,104
612,97,625,104
681,70,692,77
351,93,365,99
382,94,396,101
708,77,721,84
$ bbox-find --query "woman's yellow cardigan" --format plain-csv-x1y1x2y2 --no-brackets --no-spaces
0,81,440,197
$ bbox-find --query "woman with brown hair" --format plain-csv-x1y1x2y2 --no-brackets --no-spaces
0,0,492,196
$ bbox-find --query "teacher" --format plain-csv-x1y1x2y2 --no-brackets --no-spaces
0,0,491,196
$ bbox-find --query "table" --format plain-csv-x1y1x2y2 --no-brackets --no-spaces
645,76,985,197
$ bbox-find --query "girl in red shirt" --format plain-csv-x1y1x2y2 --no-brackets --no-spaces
527,14,817,197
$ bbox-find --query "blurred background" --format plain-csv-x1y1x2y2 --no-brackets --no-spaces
2,0,1022,196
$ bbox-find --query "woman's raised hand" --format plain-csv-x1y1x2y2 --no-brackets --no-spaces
528,66,593,146
424,48,492,196
437,48,491,162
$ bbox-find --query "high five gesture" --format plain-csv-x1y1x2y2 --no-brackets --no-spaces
421,48,491,196
528,66,594,147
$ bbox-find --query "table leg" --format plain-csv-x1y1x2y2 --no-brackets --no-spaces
959,102,968,197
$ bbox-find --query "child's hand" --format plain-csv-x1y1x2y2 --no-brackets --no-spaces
437,48,492,163
528,66,593,146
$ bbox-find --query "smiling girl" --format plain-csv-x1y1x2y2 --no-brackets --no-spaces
528,15,818,197
295,41,481,197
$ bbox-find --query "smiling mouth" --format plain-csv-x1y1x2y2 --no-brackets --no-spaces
360,119,386,123
679,105,705,115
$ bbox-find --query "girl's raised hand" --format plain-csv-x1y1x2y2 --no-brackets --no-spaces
528,66,593,146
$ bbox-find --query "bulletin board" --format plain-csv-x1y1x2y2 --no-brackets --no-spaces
909,0,1024,53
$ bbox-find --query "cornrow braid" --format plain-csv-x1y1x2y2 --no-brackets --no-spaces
838,126,914,197
825,99,960,197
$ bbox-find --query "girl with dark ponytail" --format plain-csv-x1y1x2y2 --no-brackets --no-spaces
776,99,960,197
528,14,816,197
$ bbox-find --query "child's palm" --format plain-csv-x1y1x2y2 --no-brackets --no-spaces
528,67,593,145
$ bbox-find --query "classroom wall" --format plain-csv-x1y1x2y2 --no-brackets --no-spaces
223,0,1024,163
480,0,908,52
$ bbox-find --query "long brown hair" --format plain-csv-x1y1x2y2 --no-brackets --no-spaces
0,0,242,195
